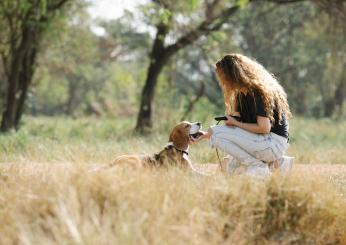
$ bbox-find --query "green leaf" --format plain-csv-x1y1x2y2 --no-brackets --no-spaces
190,0,199,10
159,8,171,25
40,0,47,16
236,0,249,8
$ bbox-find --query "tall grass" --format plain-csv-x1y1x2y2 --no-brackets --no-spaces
0,164,346,244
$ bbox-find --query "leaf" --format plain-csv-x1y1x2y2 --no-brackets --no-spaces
190,0,199,10
236,0,249,8
40,0,47,16
159,8,171,25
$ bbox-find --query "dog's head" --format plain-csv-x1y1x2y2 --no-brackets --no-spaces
168,121,203,150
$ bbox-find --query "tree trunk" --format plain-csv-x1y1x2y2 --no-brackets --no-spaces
1,25,39,132
334,69,346,111
15,40,38,128
135,23,170,132
135,55,169,132
1,47,22,131
0,73,18,131
323,99,335,117
324,72,346,117
65,76,78,115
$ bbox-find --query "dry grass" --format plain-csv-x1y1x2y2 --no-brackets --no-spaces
1,163,346,244
0,117,346,244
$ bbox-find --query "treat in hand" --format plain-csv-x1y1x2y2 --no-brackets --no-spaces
215,115,242,122
190,130,209,143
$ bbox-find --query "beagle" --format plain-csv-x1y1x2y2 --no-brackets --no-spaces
111,121,204,170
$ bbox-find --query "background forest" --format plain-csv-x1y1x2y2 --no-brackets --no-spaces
0,0,345,132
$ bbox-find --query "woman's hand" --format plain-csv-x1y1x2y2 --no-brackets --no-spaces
225,115,239,127
190,130,211,144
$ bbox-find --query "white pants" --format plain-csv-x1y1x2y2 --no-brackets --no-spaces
209,125,289,177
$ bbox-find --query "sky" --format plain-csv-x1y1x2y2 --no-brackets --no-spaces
87,0,147,35
88,0,146,20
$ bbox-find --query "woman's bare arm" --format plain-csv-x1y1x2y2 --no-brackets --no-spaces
192,114,270,144
226,115,271,134
230,112,241,117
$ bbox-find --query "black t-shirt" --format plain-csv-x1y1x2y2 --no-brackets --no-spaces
236,91,289,138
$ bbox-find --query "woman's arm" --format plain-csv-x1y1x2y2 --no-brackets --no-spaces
230,111,241,117
225,115,271,134
191,113,270,144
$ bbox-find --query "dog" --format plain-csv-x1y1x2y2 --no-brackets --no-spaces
111,121,204,170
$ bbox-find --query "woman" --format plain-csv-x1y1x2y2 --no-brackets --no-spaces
197,53,293,177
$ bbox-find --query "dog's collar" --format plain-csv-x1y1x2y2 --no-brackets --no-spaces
166,142,189,155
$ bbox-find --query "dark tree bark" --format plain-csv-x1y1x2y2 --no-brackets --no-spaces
323,70,346,117
15,31,39,128
135,23,171,131
65,76,78,115
1,24,40,131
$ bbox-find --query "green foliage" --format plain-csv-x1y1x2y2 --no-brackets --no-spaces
2,0,346,131
236,0,249,8
0,116,345,164
158,8,172,24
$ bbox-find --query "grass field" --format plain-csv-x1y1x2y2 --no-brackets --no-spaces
0,116,345,164
0,116,346,244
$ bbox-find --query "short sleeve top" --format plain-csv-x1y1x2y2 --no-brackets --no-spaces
237,91,289,138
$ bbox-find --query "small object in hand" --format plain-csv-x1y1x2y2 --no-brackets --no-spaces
215,115,242,121
189,131,204,141
214,116,228,121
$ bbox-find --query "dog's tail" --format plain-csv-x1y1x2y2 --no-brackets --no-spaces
110,155,142,168
88,155,142,173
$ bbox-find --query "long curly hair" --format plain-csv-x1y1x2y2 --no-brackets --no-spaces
215,53,291,124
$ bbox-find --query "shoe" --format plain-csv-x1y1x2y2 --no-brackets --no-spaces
246,163,271,179
276,156,294,175
227,158,239,174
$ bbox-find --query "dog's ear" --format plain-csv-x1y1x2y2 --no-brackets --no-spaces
169,127,189,151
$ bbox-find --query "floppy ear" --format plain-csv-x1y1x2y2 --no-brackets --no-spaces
169,128,190,150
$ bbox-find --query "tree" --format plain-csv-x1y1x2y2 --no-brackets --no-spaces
0,0,70,132
316,1,346,117
34,10,142,117
134,0,308,133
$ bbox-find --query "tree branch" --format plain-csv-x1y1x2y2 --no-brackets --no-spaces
267,0,306,3
151,0,171,10
180,82,205,121
165,4,240,55
205,0,222,21
48,0,70,12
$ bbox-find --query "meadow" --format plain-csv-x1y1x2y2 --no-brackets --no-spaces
1,116,345,164
1,116,346,244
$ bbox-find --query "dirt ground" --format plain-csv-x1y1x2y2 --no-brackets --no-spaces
1,162,346,176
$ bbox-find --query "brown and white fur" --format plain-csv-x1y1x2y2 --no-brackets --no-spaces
111,121,204,172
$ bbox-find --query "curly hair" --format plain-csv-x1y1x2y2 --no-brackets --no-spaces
215,53,291,124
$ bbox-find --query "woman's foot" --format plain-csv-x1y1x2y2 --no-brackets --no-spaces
226,157,270,179
273,156,294,175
